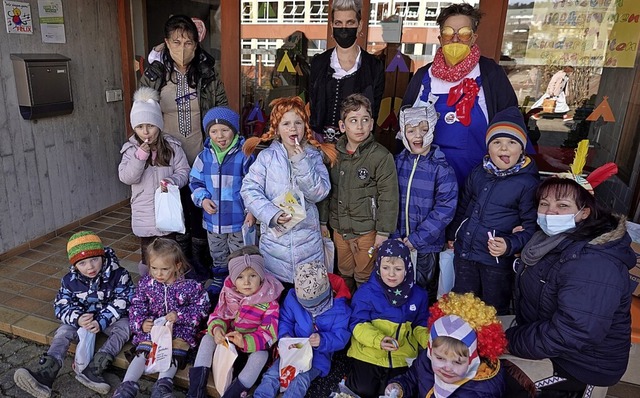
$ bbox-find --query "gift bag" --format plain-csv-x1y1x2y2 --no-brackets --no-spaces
155,185,185,233
212,338,238,395
73,328,96,375
437,249,455,299
271,189,306,237
145,318,173,374
278,337,313,392
542,98,557,113
323,237,335,273
242,223,256,246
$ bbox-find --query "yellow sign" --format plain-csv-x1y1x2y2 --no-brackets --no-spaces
525,0,640,68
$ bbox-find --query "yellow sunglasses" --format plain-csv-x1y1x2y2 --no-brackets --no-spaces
440,26,474,42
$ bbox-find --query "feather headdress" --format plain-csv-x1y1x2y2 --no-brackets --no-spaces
556,139,617,195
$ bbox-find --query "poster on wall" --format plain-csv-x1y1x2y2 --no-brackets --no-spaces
4,0,32,34
524,0,640,68
37,0,65,43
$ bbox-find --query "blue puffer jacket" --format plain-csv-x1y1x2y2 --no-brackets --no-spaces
392,145,458,254
190,136,254,234
279,276,352,377
240,140,330,283
506,217,636,386
54,248,134,331
447,158,539,267
390,349,506,398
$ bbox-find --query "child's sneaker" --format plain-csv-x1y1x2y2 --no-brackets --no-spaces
208,266,229,295
112,380,139,398
151,377,174,398
75,352,113,394
14,354,61,398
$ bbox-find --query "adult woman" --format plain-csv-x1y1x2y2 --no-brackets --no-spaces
309,0,384,143
140,15,228,279
506,176,635,396
402,3,518,186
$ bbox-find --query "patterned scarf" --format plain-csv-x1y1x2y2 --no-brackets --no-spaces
431,44,481,83
482,154,527,177
374,239,414,307
214,274,284,320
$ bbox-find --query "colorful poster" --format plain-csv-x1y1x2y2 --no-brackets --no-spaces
524,0,640,68
37,0,65,43
4,0,32,34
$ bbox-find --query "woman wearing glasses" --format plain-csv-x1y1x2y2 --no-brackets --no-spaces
309,0,385,143
402,3,519,187
140,15,228,280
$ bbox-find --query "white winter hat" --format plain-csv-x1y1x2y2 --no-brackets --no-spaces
130,87,164,130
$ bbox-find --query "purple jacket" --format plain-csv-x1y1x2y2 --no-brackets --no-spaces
129,275,210,348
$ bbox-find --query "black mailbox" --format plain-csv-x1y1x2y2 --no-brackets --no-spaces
10,53,73,120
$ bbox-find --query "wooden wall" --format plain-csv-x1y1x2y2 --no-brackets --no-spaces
0,0,129,253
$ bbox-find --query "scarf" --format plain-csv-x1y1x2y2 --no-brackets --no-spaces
374,239,414,307
214,274,284,320
482,154,527,177
211,134,238,164
521,230,569,266
431,44,481,83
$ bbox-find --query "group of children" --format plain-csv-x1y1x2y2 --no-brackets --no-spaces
13,78,541,397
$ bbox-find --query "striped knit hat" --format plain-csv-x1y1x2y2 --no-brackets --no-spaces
67,231,104,265
485,106,528,149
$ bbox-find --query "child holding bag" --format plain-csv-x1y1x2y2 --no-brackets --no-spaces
187,246,284,398
14,231,133,397
118,87,190,275
113,238,210,398
252,261,352,398
346,239,429,398
241,96,337,286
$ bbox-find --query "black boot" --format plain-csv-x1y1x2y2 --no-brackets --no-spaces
14,354,61,398
112,380,139,398
75,351,113,394
191,237,213,281
186,366,210,398
151,377,174,398
221,378,249,398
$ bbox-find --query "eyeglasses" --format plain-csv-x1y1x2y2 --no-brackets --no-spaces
440,26,474,42
175,91,197,104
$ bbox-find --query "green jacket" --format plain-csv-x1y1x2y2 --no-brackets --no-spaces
320,134,398,240
140,53,228,135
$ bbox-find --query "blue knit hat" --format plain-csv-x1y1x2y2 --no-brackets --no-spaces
485,106,528,149
202,107,240,135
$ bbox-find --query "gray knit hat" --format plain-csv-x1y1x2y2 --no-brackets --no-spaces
130,87,164,130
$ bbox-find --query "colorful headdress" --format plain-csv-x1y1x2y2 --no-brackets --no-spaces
242,96,338,166
556,139,617,195
428,292,507,363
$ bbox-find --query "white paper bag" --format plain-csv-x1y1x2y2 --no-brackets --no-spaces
278,337,313,392
145,318,173,374
73,328,96,374
271,189,306,237
155,185,185,233
437,249,455,299
323,237,335,273
212,338,238,395
242,223,256,246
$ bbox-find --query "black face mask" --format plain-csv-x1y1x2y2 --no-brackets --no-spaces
333,27,358,49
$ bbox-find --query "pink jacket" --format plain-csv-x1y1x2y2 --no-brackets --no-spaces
118,134,190,237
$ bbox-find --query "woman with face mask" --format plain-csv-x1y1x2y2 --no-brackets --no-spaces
402,4,520,188
505,173,635,397
140,15,228,281
309,0,384,143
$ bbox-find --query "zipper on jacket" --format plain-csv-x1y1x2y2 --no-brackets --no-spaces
404,156,420,236
371,197,377,221
217,166,222,234
164,284,169,314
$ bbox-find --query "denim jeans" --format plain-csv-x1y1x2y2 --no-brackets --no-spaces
252,358,321,398
47,317,130,363
452,258,513,315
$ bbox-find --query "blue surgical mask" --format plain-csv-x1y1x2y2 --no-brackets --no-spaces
537,209,582,236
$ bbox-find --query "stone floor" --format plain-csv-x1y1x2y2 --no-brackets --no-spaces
0,204,639,397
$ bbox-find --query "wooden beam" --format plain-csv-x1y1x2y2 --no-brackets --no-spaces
117,0,136,136
220,1,241,112
477,0,508,62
